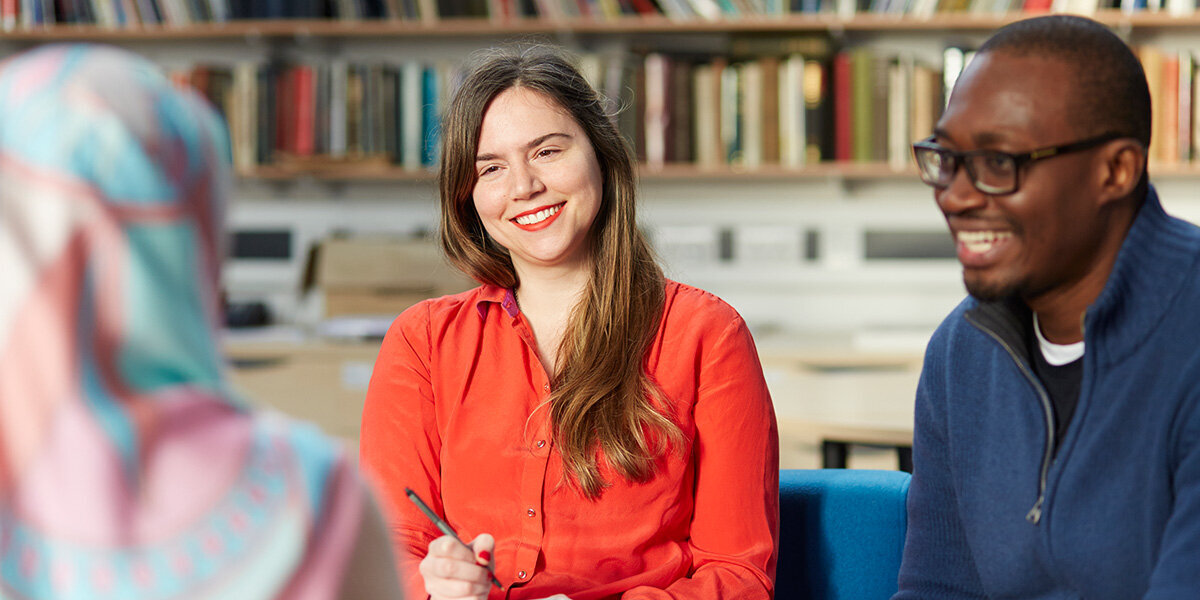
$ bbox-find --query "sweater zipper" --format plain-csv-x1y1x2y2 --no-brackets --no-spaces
966,314,1056,525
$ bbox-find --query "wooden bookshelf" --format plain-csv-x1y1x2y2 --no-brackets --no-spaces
237,160,1200,183
7,11,1200,42
238,161,920,182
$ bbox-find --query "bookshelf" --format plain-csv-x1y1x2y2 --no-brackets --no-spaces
11,12,1200,40
6,7,1200,342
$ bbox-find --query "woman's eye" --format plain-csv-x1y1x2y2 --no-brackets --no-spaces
536,148,560,159
479,165,500,176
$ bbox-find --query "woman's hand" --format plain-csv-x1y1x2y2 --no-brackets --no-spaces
420,533,496,600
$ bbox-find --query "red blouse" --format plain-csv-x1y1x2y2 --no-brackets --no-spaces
360,280,779,600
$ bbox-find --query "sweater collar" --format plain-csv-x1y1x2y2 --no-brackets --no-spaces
1085,186,1200,365
965,186,1200,367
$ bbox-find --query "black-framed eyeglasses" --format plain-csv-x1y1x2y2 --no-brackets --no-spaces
911,133,1124,195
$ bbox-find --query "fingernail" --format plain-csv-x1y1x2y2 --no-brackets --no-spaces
478,550,491,562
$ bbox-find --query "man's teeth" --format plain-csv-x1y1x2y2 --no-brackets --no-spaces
958,230,1012,253
515,204,561,226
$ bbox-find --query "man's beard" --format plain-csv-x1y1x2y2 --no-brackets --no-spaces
963,272,1022,303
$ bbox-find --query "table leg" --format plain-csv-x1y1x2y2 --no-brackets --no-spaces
822,440,849,469
898,446,913,473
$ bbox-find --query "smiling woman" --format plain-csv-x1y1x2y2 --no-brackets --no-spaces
470,87,602,279
360,46,779,600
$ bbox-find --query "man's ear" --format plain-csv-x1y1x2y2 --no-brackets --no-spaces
1097,139,1146,206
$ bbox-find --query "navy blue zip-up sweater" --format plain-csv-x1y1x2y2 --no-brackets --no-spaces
894,188,1200,599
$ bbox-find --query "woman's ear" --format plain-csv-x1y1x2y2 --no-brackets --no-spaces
1097,139,1146,206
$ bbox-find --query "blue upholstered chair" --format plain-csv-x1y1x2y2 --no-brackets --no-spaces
776,469,911,600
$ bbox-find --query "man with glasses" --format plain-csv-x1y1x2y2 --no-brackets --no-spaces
894,15,1200,599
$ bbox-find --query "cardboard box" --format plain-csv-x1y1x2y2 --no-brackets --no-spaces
306,235,475,319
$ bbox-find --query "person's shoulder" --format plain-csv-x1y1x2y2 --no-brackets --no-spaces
387,284,489,333
926,296,977,345
663,279,743,322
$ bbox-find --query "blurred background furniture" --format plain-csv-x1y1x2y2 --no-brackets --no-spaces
762,349,919,471
776,468,911,600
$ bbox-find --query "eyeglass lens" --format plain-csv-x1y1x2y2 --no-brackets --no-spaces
916,147,1016,195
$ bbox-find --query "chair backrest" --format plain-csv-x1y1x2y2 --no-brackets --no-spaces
776,469,911,600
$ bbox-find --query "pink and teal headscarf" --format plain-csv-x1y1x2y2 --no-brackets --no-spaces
0,44,365,599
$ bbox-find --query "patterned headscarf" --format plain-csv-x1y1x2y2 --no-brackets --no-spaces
0,44,364,599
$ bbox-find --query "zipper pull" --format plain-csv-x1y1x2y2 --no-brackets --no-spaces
1026,497,1044,524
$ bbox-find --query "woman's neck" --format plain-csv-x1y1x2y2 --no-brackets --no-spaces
513,263,591,374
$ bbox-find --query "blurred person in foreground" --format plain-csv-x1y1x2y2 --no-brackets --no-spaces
897,15,1200,599
360,45,778,600
0,43,400,599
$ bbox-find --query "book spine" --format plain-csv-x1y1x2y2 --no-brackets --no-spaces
851,48,875,163
644,53,669,170
833,51,853,162
1180,52,1193,162
803,58,829,164
421,65,440,168
760,55,781,165
720,62,742,166
1140,46,1165,164
1161,52,1180,164
668,57,693,164
692,63,719,168
741,59,764,169
780,54,805,168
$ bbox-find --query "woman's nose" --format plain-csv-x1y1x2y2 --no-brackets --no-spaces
509,162,546,200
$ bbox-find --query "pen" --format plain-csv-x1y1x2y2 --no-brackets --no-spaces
405,487,503,589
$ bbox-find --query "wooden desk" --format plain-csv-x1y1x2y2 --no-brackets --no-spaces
761,351,920,472
225,339,382,445
223,335,922,470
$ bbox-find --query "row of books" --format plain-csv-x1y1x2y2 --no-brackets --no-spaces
176,42,1200,175
176,61,449,171
620,48,944,170
176,44,952,173
2,0,399,28
1141,45,1200,165
8,0,1200,29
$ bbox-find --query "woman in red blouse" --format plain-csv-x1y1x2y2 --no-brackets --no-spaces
360,46,779,600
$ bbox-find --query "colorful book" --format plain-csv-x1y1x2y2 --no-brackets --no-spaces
780,53,805,168
760,55,781,165
1180,51,1193,162
295,65,316,156
833,51,853,162
720,61,743,166
401,61,423,170
644,53,670,170
909,61,939,144
667,57,693,164
1140,45,1165,164
850,48,878,163
1161,52,1180,165
803,57,830,164
421,64,440,168
886,55,912,170
742,59,764,168
692,62,720,168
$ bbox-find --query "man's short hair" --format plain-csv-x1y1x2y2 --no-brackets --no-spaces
978,15,1151,149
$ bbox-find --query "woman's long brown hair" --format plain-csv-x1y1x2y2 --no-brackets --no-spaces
439,46,682,498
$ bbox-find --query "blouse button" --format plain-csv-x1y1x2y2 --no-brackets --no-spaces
526,508,536,517
543,383,550,391
518,570,527,579
536,440,546,449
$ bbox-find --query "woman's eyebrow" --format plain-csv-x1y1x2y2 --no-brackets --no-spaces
476,132,572,162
